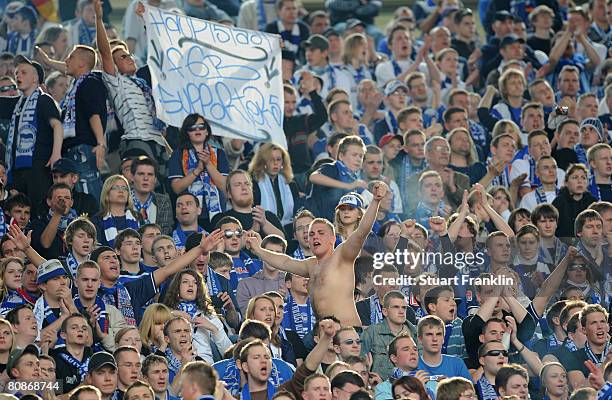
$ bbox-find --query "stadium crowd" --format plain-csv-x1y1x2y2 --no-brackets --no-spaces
0,0,609,399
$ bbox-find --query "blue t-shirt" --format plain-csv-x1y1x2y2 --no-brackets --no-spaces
417,354,472,381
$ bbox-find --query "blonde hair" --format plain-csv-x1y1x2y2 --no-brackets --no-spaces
342,33,367,65
98,174,137,217
0,319,15,354
492,119,524,149
499,69,526,100
246,295,280,346
248,143,294,182
139,303,172,350
448,127,479,165
0,257,24,302
334,206,364,240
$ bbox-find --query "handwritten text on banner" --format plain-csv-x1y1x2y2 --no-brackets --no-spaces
144,6,286,147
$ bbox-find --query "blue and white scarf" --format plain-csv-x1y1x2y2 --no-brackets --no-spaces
66,252,80,279
476,374,499,400
178,300,199,320
131,189,154,224
0,206,6,239
74,294,108,334
292,247,307,260
276,20,301,56
127,75,165,131
384,110,399,134
575,144,588,164
165,348,183,383
256,0,276,30
206,266,222,297
5,87,41,177
369,295,383,324
219,358,284,397
258,174,294,226
58,350,90,380
77,20,96,46
172,225,204,250
98,283,136,326
61,72,94,139
0,289,26,316
185,148,222,221
336,160,363,193
586,340,611,366
6,31,36,57
283,291,314,339
538,238,568,266
101,210,139,248
33,296,65,346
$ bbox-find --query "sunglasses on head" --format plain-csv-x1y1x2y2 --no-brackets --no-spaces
484,349,508,357
224,229,244,238
0,85,16,92
187,123,208,133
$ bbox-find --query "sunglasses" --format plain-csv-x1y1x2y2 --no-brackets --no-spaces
568,264,587,271
111,185,129,191
0,85,16,92
224,229,244,238
484,349,508,357
342,339,362,345
187,123,208,133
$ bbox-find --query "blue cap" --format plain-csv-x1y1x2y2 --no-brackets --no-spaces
51,158,78,174
37,259,68,284
337,193,364,209
384,80,408,97
580,117,605,140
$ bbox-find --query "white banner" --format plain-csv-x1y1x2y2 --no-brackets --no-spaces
144,5,286,147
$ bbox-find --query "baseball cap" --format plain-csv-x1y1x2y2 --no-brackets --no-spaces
89,246,115,263
346,18,366,30
379,133,403,148
384,80,409,97
500,34,525,48
323,27,341,38
14,54,44,84
303,34,329,51
7,344,39,378
494,10,513,22
37,259,69,284
580,117,605,140
336,193,364,209
88,352,117,373
51,158,78,175
441,6,460,18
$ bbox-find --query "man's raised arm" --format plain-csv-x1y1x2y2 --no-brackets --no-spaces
340,181,388,262
94,0,116,75
245,231,310,277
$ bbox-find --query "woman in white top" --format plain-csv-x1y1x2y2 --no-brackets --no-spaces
164,269,232,364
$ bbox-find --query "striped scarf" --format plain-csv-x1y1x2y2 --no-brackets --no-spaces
61,72,94,139
5,87,41,178
181,147,222,220
101,210,139,248
98,283,136,326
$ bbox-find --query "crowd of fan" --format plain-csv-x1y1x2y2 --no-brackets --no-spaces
0,0,609,400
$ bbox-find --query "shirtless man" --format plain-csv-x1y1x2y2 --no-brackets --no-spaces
245,181,389,327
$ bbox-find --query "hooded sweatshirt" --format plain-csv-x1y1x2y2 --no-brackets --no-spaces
236,270,286,315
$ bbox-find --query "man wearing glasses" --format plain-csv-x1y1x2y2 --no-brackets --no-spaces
215,215,263,295
333,327,362,361
475,340,508,400
404,136,469,216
